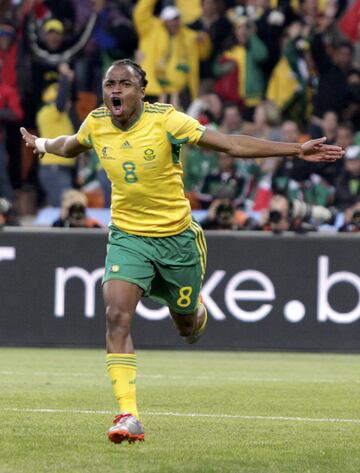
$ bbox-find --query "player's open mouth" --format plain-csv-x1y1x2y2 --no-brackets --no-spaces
111,96,123,116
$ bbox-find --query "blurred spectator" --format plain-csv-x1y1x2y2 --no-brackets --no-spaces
24,13,96,125
0,21,23,194
0,53,23,203
280,119,308,145
0,196,20,227
76,0,137,101
0,22,17,88
183,146,219,195
307,0,345,50
133,0,211,108
27,12,97,70
20,13,97,205
312,121,352,186
52,189,102,227
267,21,315,127
342,68,360,130
201,198,243,229
36,62,77,206
244,100,281,140
187,0,232,80
196,152,248,208
338,198,360,233
335,122,355,149
261,193,293,233
334,145,360,211
272,121,312,195
252,0,295,80
215,14,268,119
240,113,288,211
311,39,356,121
187,92,223,125
261,193,334,233
223,100,281,209
176,0,202,24
219,102,244,134
321,111,338,143
271,121,333,207
76,148,112,208
309,110,338,142
184,94,222,197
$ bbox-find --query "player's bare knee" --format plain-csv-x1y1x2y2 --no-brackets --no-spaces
106,305,132,336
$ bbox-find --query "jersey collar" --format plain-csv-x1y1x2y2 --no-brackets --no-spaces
111,103,144,132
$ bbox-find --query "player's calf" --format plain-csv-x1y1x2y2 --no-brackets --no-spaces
184,302,208,344
170,302,208,344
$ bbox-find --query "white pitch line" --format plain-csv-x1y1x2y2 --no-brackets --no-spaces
1,407,360,424
0,371,358,384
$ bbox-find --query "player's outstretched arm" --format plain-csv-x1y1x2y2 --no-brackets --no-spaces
20,127,89,158
198,128,344,162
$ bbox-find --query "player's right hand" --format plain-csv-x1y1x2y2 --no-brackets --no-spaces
20,127,42,156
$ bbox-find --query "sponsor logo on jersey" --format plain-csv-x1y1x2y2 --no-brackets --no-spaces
121,140,132,149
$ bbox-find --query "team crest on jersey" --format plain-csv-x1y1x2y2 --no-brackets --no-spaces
110,265,120,273
144,148,155,161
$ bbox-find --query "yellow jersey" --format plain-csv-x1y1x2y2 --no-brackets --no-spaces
76,102,206,237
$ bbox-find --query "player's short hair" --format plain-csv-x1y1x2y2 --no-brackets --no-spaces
107,59,148,89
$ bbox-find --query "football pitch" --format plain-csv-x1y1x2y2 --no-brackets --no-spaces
0,348,359,473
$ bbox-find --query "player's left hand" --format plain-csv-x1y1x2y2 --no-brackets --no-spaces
300,137,344,162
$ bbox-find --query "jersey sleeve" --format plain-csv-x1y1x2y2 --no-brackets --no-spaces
76,113,94,148
164,107,206,146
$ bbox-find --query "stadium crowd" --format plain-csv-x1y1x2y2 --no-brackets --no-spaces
0,0,359,232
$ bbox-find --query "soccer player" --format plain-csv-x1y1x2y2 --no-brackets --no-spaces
20,59,343,445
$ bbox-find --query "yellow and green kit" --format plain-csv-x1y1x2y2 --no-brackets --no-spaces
76,101,207,312
104,221,206,314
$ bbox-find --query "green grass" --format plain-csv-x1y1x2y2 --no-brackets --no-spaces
0,348,359,473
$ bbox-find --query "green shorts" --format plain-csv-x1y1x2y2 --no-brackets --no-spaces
103,222,207,314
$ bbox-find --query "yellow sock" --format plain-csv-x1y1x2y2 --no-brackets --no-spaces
106,354,139,418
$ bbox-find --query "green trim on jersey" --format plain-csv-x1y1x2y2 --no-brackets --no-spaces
80,134,92,146
116,103,145,131
91,107,111,118
167,132,189,164
145,104,172,114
